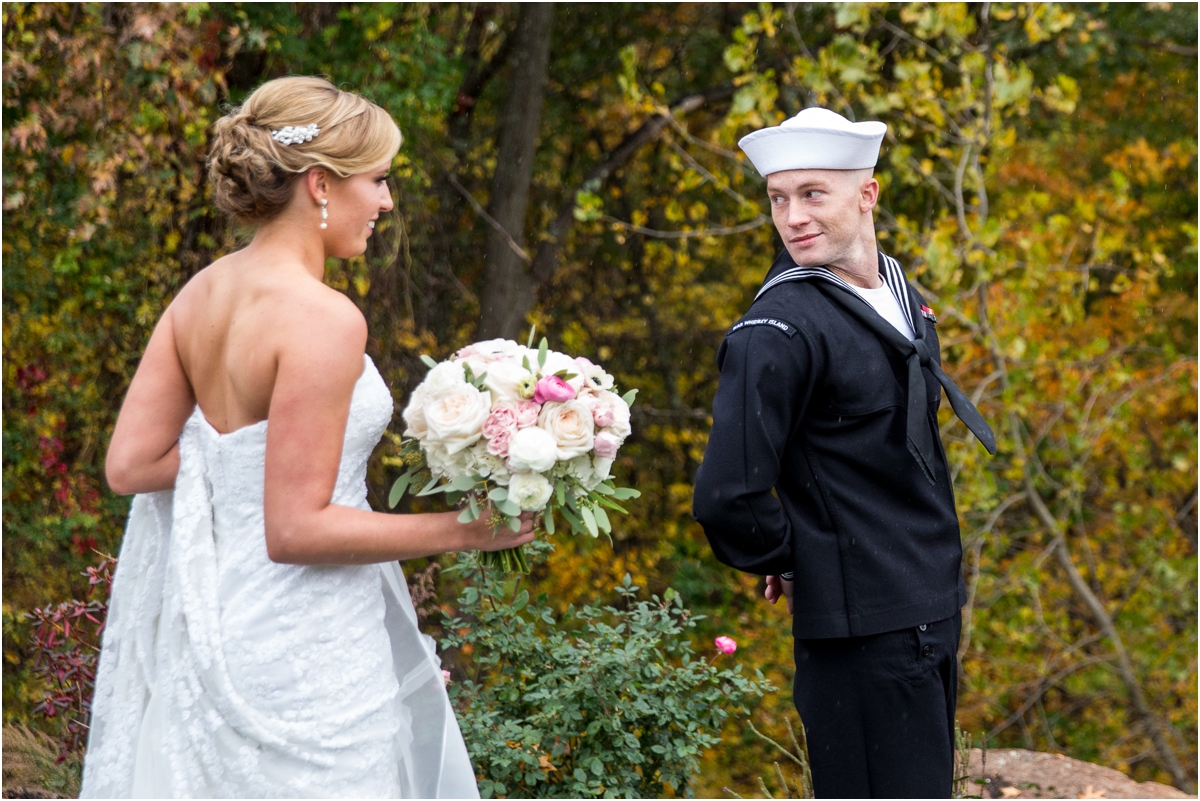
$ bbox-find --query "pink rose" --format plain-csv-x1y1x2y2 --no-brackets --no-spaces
593,430,621,459
486,427,513,457
714,636,737,655
482,404,518,440
534,375,576,404
513,400,541,428
581,393,615,428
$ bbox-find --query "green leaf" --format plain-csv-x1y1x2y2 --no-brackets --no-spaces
573,769,587,784
560,507,584,533
581,506,599,537
621,388,637,406
506,516,522,533
496,498,521,517
592,482,615,496
512,589,529,611
420,354,438,369
457,506,477,523
451,474,477,491
416,477,443,496
522,353,532,372
593,505,611,533
610,487,641,500
488,487,508,501
543,509,555,534
538,337,548,368
663,587,677,603
555,481,566,506
526,325,537,349
388,473,412,508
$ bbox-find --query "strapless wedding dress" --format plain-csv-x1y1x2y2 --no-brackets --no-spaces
81,356,478,798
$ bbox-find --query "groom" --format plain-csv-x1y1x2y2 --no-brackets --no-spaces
692,108,995,798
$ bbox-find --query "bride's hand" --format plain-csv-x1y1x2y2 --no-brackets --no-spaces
458,510,537,552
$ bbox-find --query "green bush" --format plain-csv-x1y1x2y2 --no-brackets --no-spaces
442,540,774,799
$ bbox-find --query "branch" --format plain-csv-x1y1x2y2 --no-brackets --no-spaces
529,83,737,283
445,171,532,265
599,214,770,240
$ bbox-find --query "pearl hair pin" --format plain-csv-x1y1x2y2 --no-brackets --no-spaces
271,123,320,145
319,198,328,229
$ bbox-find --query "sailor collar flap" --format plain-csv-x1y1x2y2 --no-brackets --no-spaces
753,250,997,483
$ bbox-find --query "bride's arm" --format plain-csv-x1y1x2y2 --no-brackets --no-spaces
262,294,533,565
106,308,196,495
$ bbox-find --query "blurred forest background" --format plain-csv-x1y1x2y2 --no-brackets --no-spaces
3,2,1196,796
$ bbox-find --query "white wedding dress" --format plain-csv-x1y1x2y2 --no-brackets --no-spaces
81,355,479,798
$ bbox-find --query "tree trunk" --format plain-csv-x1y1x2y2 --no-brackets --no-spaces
476,3,553,341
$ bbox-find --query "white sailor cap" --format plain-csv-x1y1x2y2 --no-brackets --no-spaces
738,107,887,176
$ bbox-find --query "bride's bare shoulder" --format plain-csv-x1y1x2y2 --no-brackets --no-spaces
173,254,367,361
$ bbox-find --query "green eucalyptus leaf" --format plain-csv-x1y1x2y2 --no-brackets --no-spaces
581,506,598,537
621,388,637,406
593,505,611,533
537,337,548,368
489,487,508,501
416,477,444,496
420,354,438,369
451,474,477,491
388,474,411,508
457,506,477,523
496,498,521,517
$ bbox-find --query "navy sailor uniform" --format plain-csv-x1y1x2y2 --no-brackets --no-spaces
693,249,994,640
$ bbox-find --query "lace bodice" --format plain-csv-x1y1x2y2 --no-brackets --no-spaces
81,355,479,798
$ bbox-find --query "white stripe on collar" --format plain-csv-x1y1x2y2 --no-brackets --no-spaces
754,251,915,333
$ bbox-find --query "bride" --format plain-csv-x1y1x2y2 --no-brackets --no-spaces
79,76,534,798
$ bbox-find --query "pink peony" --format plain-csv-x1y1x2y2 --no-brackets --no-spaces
482,404,519,440
593,430,621,459
486,427,513,457
714,636,737,655
581,392,615,428
534,375,576,404
513,400,541,428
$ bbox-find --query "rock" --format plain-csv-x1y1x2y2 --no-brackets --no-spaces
962,748,1191,799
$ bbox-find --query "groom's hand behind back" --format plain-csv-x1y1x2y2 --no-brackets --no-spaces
765,575,794,615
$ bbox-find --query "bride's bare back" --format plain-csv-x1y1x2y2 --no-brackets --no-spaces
171,252,349,435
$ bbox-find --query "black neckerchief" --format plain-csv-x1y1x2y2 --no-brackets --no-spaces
755,250,996,484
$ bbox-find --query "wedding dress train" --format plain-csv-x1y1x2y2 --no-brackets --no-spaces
81,355,478,798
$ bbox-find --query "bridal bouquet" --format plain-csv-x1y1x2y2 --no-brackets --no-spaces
388,335,640,572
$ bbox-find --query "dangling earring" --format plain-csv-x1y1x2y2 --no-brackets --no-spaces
319,198,328,230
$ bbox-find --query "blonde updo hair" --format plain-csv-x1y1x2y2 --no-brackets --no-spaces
207,76,402,224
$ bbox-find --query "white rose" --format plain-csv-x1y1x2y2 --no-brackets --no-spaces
507,426,558,473
538,399,595,459
424,385,491,454
564,455,595,487
402,384,430,439
483,359,535,403
424,360,469,396
541,350,587,391
591,456,614,487
508,472,553,511
600,390,631,440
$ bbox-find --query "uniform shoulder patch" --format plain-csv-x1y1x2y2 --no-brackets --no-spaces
726,316,798,337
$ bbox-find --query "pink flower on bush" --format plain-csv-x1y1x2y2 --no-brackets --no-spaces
486,427,513,457
513,400,541,428
593,430,621,459
442,670,452,686
534,375,576,404
714,636,737,655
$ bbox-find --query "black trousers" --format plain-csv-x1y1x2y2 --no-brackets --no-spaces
793,612,960,798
